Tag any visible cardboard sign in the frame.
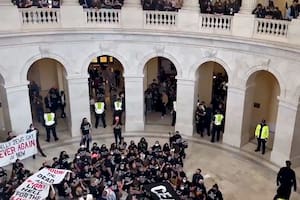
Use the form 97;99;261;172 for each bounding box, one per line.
144;182;180;200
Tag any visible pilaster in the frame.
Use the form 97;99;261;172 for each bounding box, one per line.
178;0;200;32
66;75;90;137
124;75;145;132
0;0;21;31
60;0;85;28
5;83;32;134
175;78;195;136
223;85;246;147
270;97;298;166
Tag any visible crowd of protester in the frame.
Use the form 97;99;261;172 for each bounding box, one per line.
200;0;240;15
0;132;224;200
13;0;60;8
142;0;183;11
144;74;176;119
79;0;124;9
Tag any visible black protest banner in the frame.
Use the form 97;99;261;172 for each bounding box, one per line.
144;182;180;200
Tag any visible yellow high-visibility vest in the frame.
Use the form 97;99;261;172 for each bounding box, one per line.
255;124;269;139
44;113;55;126
114;101;122;111
95;102;105;114
214;114;224;126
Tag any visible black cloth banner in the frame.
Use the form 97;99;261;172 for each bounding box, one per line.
144;182;180;200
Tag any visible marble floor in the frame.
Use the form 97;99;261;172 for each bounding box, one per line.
3;126;300;200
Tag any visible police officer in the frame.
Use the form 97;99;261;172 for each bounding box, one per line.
113;97;123;124
171;100;176;126
254;119;269;154
43;110;59;142
274;160;297;200
94;98;106;128
211;110;224;143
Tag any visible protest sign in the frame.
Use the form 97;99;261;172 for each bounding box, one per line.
11;168;70;200
0;131;37;167
144;182;180;200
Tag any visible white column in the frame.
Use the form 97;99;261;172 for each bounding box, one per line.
288;19;300;46
60;0;85;28
178;0;200;32
0;0;21;31
175;79;195;136
232;0;256;38
5;84;32;134
124;75;144;132
66;76;90;137
223;85;246;148
270;98;298;166
239;0;257;14
121;0;143;29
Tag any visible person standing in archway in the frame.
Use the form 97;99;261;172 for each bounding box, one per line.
274;160;297;200
112;116;122;145
113;97;123;124
171;100;176;126
58;90;66;118
43;110;59;142
94;97;106;128
211;110;224;143
254;119;269;155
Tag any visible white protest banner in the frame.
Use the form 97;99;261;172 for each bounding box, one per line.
0;131;37;167
11;168;70;200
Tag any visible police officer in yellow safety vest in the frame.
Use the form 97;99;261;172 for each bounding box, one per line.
114;98;123;124
94;99;106;129
43;111;58;142
211;110;224;143
171;101;176;126
254;119;269;155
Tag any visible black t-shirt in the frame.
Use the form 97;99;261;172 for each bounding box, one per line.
81;122;91;135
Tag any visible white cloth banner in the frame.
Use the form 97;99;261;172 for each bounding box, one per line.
0;131;37;167
11;168;70;200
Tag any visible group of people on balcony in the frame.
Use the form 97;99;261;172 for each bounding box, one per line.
79;0;124;9
142;0;183;11
13;0;60;8
199;0;240;15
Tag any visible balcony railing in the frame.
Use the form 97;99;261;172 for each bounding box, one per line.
200;14;233;34
254;18;290;37
84;9;121;26
144;11;177;29
19;8;60;26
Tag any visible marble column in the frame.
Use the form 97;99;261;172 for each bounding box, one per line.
270;97;298;166
232;0;256;37
0;0;21;31
175;79;195;136
66;76;90;137
60;0;85;28
5;83;32;134
239;0;257;14
124;75;144;132
178;0;200;32
121;0;143;28
223;85;246;148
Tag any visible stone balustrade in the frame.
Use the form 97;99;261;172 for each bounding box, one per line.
1;5;300;46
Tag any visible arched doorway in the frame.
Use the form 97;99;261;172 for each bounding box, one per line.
0;75;10;140
241;70;280;154
194;61;228;140
87;55;125;130
27;58;69;135
143;57;177;127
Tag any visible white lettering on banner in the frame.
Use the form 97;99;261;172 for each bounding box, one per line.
11;168;70;200
0;131;37;167
151;185;175;200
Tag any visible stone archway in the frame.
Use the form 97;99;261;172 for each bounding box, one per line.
87;55;125;130
27;58;70;137
241;70;280;155
194;61;228;141
143;56;177;128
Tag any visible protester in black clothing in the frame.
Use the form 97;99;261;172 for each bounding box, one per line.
80;117;92;151
274;160;297;200
26;124;46;159
112;116;122;145
207;184;223;200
